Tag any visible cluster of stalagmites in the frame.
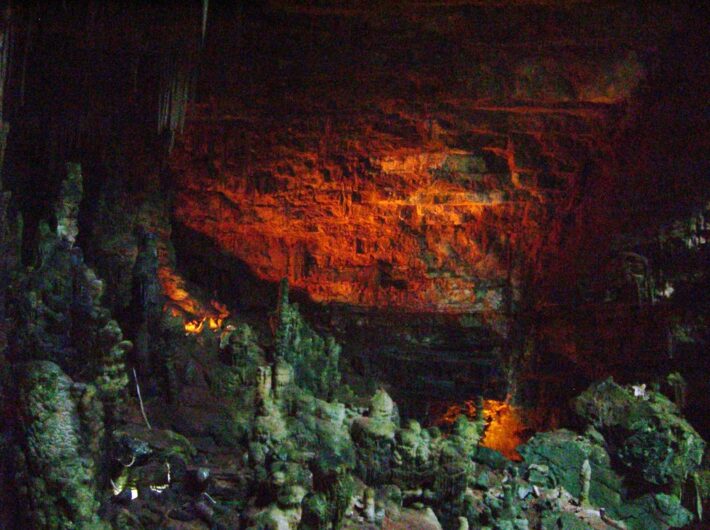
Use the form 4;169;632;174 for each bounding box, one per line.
0;165;707;530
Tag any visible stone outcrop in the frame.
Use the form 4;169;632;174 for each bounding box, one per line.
171;99;623;314
11;361;108;530
169;3;657;317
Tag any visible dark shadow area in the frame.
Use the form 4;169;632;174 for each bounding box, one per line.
171;220;510;420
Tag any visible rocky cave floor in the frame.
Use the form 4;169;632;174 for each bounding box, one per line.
0;166;706;530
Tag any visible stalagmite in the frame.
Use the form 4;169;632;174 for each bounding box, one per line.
365;487;376;523
579;458;591;507
55;163;83;246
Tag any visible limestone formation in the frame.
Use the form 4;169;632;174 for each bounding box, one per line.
351;389;398;484
574;377;705;488
55;163;83;246
579;458;591;507
0;5;705;530
95;319;132;425
12;361;107;530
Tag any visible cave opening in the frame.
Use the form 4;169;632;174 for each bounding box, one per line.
0;2;707;529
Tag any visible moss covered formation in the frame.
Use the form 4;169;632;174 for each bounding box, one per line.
0;166;706;530
12;361;108;530
273;278;341;400
575;377;705;491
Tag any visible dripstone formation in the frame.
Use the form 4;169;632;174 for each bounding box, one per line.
0;166;705;529
0;2;707;530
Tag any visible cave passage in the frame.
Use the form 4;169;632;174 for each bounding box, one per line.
0;2;707;529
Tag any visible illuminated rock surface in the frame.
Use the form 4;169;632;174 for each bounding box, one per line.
171;61;639;313
0;2;707;529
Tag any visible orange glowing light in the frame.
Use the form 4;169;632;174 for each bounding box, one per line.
481;399;526;461
158;266;231;334
435;397;528;461
184;319;205;334
437;399;477;426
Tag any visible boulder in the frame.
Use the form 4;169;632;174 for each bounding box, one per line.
574;377;705;488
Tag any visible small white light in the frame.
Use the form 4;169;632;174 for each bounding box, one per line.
632;384;647;399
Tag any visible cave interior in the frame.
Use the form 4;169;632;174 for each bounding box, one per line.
0;1;708;529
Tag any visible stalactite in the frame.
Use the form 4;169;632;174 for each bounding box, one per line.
201;0;209;48
173;68;181;135
0;13;12;121
131;53;138;94
168;71;178;152
159;58;170;135
157;90;165;134
0;32;5;119
188;62;198;106
19;17;32;108
178;68;188;134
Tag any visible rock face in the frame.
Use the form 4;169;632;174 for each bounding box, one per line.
172;90;630;314
170;4;649;315
163;2;708;424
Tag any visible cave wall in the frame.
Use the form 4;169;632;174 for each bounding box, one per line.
172;2;654;312
167;1;709;414
1;1;706;423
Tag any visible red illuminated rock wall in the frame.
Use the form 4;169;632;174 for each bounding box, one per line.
165;3;706;416
170;1;646;313
173;106;621;312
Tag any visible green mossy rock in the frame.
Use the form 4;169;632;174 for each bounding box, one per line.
273;280;341;399
695;469;710;499
351;390;399;484
15;361;108;530
475;446;510;471
574;377;705;487
249;503;302;530
301;492;330;529
223;322;266;389
525;463;555;488
615;493;692;530
518;429;623;510
113;424;196;465
271;461;311;507
540;511;594;530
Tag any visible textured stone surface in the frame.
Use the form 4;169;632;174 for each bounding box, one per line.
162;2;709;415
171;103;619;313
170;5;646;315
